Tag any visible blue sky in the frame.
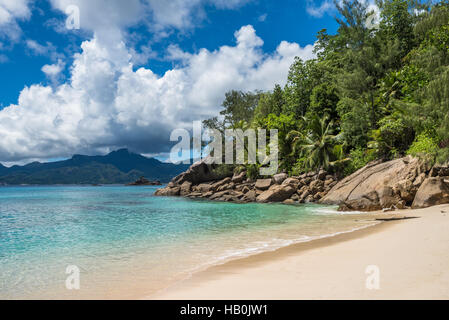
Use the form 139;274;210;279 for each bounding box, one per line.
0;0;343;164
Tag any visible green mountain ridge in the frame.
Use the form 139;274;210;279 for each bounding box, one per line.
0;149;190;185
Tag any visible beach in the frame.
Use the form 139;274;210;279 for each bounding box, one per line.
152;204;449;300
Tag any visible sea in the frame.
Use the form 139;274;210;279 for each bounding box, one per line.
0;185;378;299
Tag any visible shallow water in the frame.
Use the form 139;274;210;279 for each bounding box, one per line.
0;185;377;299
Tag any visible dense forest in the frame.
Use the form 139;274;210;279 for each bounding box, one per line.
203;0;449;179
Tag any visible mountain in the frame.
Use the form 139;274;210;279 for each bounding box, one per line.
0;149;190;185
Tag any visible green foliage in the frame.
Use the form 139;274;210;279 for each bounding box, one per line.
290;157;307;176
203;90;261;132
289;114;339;171
283;58;321;118
428;23;449;53
344;147;376;176
369;113;415;159
253;84;286;122
246;164;261;180
261;113;299;170
212;164;235;178
407;131;439;159
337;98;372;149
309;82;340;119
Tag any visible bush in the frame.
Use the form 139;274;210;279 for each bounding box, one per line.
407;131;439;158
246;164;260;180
370;114;415;159
344;147;376;176
290;157;307;176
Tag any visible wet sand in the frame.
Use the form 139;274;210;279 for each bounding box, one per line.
151;204;449;300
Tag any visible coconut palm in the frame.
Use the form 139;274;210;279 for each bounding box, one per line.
288;114;339;171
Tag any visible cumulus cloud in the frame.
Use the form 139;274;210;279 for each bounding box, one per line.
0;24;315;162
42;58;66;85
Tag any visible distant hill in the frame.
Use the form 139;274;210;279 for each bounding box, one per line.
0;149;190;185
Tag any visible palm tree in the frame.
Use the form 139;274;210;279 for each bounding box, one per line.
288;114;339;171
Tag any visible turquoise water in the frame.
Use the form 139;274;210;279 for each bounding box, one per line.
0;186;376;299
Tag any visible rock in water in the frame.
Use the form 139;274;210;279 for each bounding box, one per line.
180;181;192;196
154;187;180;196
127;176;161;186
412;177;449;209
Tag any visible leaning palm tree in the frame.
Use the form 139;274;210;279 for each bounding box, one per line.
288;114;338;171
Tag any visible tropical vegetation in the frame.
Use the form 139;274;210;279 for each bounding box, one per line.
204;0;449;178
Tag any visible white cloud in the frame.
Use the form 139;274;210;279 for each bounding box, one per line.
258;13;268;22
0;0;30;24
0;25;316;162
0;0;31;42
306;0;335;18
49;0;250;38
42;58;66;85
306;0;381;29
146;0;250;31
25;39;63;59
42;59;64;76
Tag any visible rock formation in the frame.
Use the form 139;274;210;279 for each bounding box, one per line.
155;155;449;211
155;161;338;205
321;156;449;211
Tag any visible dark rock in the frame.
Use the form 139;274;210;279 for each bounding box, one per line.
172;158;233;186
317;169;327;180
127;176;162;186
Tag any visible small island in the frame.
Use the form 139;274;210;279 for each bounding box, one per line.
127;176;162;186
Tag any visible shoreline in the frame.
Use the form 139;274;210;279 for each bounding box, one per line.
150;204;449;300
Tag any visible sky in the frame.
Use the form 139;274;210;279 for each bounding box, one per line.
0;0;348;165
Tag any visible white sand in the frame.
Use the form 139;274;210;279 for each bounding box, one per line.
151;204;449;300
